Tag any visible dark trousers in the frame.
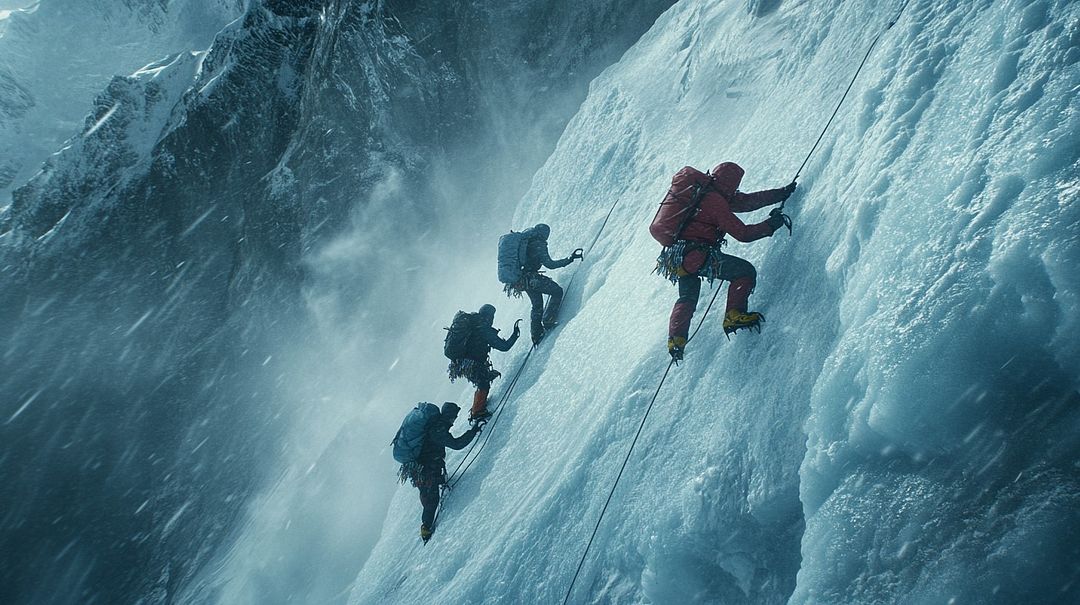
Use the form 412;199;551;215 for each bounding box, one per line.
524;273;564;340
416;464;445;529
668;253;756;340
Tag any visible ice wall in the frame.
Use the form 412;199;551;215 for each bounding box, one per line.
352;0;1079;603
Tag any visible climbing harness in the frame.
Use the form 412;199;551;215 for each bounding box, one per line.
564;2;913;600
654;239;728;284
446;358;496;384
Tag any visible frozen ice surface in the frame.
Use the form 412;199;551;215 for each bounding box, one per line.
352;1;1079;603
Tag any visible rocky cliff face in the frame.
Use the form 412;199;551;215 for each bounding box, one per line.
0;0;243;198
0;1;676;602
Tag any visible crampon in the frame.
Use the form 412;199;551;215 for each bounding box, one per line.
722;309;764;337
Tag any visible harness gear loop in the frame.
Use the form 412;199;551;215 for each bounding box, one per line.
654;239;727;284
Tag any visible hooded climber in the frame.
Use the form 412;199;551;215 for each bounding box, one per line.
652;162;795;360
508;223;583;345
445;304;520;422
412;402;479;542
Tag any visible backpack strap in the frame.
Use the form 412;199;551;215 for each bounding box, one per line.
672;175;713;242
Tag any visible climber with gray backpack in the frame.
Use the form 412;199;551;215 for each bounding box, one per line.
498;224;583;345
444;304;521;422
392;401;480;542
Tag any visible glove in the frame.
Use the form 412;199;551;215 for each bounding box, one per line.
766;208;792;234
570;248;584;261
777;180;797;201
512;319;522;338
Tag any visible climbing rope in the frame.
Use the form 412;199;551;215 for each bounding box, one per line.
561;288;720;604
438;196;623;521
447;346;534;488
784;0;913;209
449;196;621;488
431;348;533;530
564;196;621;294
564;2;913;599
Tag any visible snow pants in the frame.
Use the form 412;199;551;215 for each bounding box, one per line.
416;464;446;530
668;253;756;341
524;273;564;341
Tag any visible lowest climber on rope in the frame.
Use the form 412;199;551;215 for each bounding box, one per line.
650;162;795;360
444;304;520;422
392;402;480;543
497;224;583;345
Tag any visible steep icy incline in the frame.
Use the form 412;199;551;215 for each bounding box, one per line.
0;0;242;200
353;0;1079;603
0;1;678;603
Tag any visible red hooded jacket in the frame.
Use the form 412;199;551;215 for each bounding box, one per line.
680;162;786;245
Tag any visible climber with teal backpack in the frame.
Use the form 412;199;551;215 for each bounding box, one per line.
498;224;583;345
392;401;480;542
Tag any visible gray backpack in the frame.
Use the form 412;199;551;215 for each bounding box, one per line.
392;403;440;464
497;230;531;285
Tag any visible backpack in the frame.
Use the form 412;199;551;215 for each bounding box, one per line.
392;402;441;464
443;311;480;360
497;230;531;285
649;166;713;247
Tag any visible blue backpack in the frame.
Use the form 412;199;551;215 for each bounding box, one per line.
392;403;441;464
497;230;532;285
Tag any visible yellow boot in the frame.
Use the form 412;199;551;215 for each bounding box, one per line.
667;336;687;361
722;309;764;335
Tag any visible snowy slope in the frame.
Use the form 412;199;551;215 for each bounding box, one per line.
352;1;1080;603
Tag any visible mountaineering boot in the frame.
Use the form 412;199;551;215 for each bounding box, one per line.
469;389;491;422
531;326;546;346
420;524;433;543
722;309;764;335
470;416;489;429
667;336;686;361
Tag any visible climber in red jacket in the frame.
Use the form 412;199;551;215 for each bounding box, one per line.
657;162;795;360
